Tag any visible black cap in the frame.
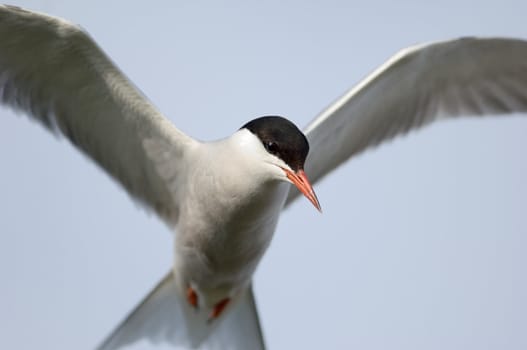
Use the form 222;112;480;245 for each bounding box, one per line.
241;116;309;172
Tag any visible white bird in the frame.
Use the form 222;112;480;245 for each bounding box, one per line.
1;4;527;350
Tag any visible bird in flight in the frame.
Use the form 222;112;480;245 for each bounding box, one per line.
1;4;527;350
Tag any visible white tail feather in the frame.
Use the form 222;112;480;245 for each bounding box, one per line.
97;272;265;350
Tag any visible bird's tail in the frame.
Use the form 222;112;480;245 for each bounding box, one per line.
96;271;266;350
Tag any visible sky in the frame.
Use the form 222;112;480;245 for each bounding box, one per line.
1;1;527;349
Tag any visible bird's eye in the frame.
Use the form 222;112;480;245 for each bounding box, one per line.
264;141;279;154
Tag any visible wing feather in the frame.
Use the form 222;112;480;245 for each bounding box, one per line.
0;5;196;223
286;37;527;206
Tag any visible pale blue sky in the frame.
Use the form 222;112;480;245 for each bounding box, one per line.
1;1;527;349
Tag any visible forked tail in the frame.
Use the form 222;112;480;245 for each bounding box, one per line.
97;271;265;350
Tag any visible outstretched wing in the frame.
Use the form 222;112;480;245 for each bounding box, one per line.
0;5;196;223
286;37;527;206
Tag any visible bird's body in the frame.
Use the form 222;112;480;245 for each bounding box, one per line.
170;130;289;307
2;4;527;350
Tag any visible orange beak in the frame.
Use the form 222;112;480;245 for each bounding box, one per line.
284;168;322;212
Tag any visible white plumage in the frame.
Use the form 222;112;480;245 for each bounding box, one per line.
1;4;527;350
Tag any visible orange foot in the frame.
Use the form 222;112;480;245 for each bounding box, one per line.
208;298;230;322
186;286;198;309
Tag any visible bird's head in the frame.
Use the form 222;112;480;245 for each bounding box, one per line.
241;116;321;211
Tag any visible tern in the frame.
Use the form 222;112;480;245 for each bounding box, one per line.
2;4;527;350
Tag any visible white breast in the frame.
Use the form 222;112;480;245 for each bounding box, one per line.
173;130;290;306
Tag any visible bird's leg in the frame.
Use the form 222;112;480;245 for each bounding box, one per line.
208;297;230;322
186;286;198;309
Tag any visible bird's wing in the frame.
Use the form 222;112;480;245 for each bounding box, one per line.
97;272;265;350
0;5;196;223
285;37;527;206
